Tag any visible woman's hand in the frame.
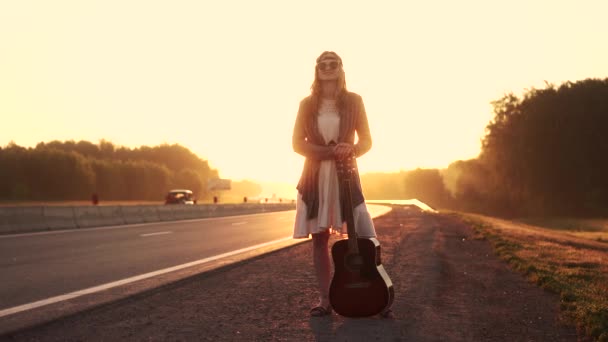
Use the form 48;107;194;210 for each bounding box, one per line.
332;142;354;160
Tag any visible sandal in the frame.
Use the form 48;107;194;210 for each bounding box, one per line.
310;305;332;317
379;308;394;318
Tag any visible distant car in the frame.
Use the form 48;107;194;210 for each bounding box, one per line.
165;189;195;205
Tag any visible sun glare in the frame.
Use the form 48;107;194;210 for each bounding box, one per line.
1;1;607;187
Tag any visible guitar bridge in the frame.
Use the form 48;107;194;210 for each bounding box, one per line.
345;282;371;289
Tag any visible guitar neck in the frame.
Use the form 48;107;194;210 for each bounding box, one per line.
340;171;359;255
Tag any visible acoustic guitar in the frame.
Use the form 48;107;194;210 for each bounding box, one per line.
329;155;394;317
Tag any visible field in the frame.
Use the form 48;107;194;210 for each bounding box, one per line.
457;213;608;341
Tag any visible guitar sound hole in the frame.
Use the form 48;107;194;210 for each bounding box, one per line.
345;254;364;273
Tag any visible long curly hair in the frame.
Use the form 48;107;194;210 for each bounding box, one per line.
310;51;348;114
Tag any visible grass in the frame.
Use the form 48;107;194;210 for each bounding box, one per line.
518;217;608;243
456;213;608;341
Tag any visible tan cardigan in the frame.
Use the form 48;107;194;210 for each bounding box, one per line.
292;91;372;219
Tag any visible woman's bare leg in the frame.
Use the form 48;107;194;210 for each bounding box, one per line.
311;229;331;308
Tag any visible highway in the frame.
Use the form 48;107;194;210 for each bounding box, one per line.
0;205;390;316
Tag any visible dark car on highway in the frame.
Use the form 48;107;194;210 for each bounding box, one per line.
165;189;195;205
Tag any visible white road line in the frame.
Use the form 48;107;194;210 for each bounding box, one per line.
0;236;295;318
140;231;172;237
231;221;247;226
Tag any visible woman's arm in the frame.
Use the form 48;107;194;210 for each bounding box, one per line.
353;96;372;157
292;99;335;160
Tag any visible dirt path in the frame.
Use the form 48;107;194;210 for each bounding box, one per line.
1;206;579;341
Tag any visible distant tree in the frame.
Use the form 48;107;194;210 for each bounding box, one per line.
477;78;608;216
173;169;203;195
442;159;504;214
90;160;126;200
98;139;116;159
25;148;95;200
0;143;28;199
402;168;451;209
0;140;219;202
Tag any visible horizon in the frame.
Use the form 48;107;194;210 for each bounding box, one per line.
2;1;607;185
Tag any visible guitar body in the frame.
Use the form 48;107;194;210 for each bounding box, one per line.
328;155;394;317
329;237;394;317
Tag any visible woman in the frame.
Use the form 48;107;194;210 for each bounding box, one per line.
292;51;377;317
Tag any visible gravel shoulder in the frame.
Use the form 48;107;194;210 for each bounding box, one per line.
1;206;579;341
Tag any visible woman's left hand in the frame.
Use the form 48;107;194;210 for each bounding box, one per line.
333;142;354;160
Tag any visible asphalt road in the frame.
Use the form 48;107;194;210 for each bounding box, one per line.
0;205;390;315
0;210;296;311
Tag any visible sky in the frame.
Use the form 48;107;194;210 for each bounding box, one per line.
2;0;607;186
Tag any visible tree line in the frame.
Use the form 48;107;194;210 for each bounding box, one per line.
0;140;220;202
4;77;606;215
362;78;608;217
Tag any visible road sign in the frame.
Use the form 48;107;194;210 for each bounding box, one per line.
207;178;232;191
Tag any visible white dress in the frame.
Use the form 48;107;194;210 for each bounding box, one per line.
293;98;377;239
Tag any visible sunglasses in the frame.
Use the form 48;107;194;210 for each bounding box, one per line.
317;61;340;71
